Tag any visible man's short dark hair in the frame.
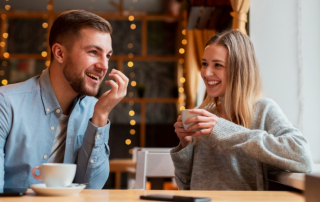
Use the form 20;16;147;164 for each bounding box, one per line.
49;10;112;60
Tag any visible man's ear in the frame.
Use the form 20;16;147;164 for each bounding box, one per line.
51;43;66;64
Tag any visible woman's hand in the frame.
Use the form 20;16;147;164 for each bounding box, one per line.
174;116;195;148
184;109;220;136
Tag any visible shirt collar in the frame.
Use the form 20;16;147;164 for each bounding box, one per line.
39;68;61;115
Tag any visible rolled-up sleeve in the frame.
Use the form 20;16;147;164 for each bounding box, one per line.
74;119;110;189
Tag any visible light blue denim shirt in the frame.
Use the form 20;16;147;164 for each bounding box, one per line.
0;69;110;189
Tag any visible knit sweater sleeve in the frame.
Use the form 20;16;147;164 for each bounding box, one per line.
170;141;194;190
209;98;313;173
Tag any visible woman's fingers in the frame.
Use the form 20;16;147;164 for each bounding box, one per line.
186;122;213;132
174;121;184;128
194;128;213;136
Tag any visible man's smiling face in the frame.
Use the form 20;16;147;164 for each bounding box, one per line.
62;28;113;96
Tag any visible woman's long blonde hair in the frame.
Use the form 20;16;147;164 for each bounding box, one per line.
199;29;262;128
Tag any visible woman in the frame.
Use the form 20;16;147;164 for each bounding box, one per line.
171;29;313;190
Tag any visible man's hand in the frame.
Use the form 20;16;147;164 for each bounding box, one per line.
92;69;129;127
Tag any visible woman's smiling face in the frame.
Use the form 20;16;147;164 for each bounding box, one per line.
201;44;228;99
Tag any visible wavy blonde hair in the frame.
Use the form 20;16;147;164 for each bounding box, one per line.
199;29;262;128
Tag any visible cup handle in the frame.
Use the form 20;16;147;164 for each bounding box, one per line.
32;166;42;181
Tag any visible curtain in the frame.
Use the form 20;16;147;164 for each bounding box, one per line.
185;29;215;109
230;0;251;34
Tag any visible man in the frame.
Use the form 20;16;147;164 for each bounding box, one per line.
0;10;128;189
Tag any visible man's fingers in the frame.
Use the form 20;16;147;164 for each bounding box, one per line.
106;80;119;95
110;69;129;84
109;73;127;96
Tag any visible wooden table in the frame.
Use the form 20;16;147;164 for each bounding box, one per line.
0;189;305;202
109;159;136;189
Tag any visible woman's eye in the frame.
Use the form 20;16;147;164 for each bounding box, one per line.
215;63;223;67
202;62;207;66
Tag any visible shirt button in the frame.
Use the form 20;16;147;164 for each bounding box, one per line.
90;159;94;164
46;108;50;112
56;109;61;113
96;134;100;139
43;155;47;160
50;126;55;131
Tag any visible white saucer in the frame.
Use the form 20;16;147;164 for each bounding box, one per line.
30;183;86;196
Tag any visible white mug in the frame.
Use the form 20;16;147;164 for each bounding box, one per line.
181;109;203;131
32;163;77;188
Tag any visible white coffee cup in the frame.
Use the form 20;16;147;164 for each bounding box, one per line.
181;109;203;131
32;163;77;188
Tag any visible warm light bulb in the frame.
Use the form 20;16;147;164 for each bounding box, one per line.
128;15;134;21
127;43;133;49
128;61;134;67
182;39;187;45
180;106;185;111
1;79;8;85
129;110;135;116
3;33;8;39
130;24;136;30
45;61;50;67
41;51;47;57
130;120;136;125
180;77;186;83
179;87;184;93
179;59;184;64
131;81;136;87
125;139;132;145
0;42;5;47
5;5;10;11
128;53;134;58
182;29;186;35
3;52;9;58
42;23;48;28
130;129;136;135
179;48;185;54
0;70;4;76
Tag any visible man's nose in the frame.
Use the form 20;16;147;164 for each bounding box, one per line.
96;56;108;71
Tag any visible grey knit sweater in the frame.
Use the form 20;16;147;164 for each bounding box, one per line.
170;98;313;190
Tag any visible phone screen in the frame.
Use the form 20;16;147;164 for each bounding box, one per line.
140;194;211;202
0;188;27;196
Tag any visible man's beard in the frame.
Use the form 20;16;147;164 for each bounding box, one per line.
63;56;102;96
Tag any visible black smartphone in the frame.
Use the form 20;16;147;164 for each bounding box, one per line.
140;194;211;202
0;188;27;196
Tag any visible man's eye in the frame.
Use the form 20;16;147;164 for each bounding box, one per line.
202;62;207;66
89;50;97;55
106;54;111;59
